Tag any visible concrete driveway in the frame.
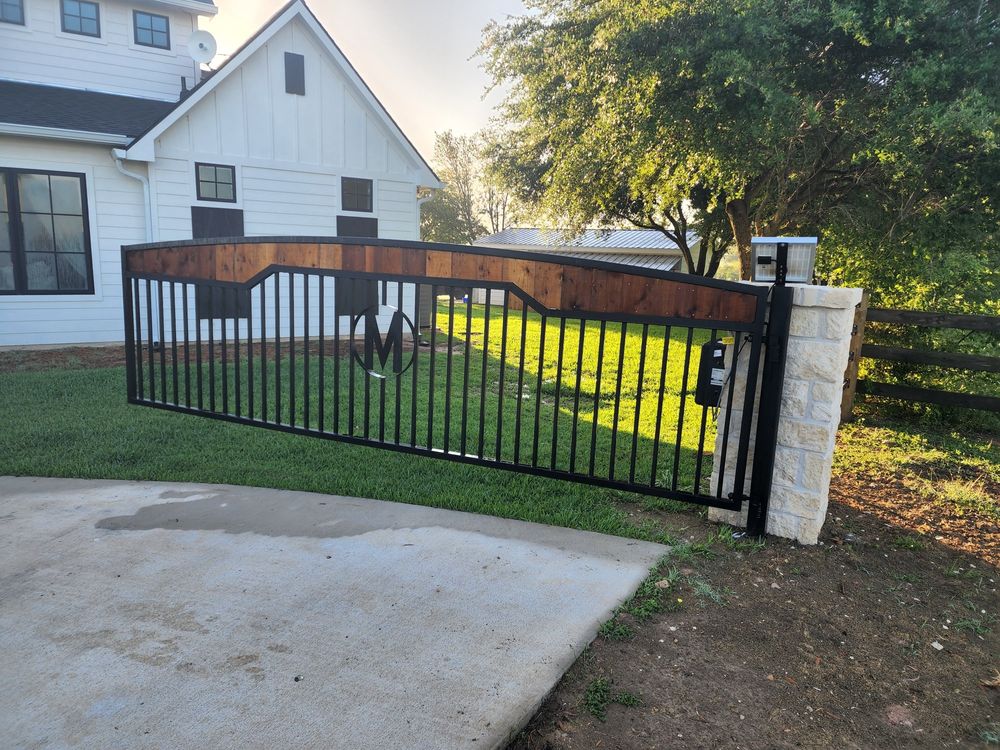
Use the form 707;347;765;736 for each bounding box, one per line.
0;477;665;750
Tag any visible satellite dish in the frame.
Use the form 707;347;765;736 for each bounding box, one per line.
187;30;218;65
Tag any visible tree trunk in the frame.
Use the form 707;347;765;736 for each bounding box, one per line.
725;198;753;280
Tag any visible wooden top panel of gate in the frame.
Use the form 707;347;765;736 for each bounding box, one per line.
124;240;763;324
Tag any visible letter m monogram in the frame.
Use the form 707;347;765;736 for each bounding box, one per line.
362;309;406;374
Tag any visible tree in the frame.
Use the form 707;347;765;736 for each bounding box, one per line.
420;131;486;244
421;130;527;242
481;0;999;279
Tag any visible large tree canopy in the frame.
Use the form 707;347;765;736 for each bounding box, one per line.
481;0;999;279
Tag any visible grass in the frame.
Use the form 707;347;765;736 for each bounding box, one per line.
834;415;998;521
935;478;998;521
0;302;720;544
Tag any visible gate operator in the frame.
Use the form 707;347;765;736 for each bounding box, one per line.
695;339;728;407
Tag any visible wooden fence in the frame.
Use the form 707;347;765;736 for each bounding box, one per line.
841;302;1000;419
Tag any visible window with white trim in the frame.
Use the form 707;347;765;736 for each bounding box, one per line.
342;177;373;212
134;10;169;49
61;0;100;36
0;0;24;25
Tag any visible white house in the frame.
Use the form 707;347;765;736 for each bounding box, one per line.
474;227;698;272
0;0;441;346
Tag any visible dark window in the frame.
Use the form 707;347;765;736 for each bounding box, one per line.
0;170;94;295
61;0;100;37
195;163;236;203
0;0;24;24
334;214;379;316
341;177;373;212
134;10;169;49
285;52;305;95
191;206;244;239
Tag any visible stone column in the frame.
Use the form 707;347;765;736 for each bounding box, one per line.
709;285;864;544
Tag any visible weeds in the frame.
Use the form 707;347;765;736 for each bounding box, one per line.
598;619;634;641
980;722;1000;745
951;601;996;635
690;576;728;605
582;678;643;721
892;534;927;551
716;525;767;553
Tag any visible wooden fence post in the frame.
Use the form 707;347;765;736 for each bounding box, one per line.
840;290;869;422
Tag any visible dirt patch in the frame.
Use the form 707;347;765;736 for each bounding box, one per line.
0;340;447;375
832;469;1000;568
0;345;127;373
511;486;1000;748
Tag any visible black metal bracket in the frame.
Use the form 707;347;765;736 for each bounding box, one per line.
745;284;794;537
756;241;790;286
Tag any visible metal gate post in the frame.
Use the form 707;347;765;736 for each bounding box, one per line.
745;279;794;537
122;253;137;403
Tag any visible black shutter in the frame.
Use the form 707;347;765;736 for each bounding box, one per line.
285;52;305;95
195;285;252;320
335;214;379;316
191;207;249;318
191;206;244;239
336;215;378;237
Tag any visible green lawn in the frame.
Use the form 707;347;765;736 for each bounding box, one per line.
0;303;723;545
129;301;720;490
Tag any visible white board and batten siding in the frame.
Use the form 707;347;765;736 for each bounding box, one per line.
0;0;200;101
1;10;426;347
0;137;147;346
150;16;422;242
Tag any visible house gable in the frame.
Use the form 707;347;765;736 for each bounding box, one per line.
123;1;439;188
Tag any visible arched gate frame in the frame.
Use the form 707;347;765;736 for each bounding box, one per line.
122;238;791;536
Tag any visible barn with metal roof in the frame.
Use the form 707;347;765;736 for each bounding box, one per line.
474;227;697;272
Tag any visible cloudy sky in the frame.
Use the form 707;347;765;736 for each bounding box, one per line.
203;0;527;160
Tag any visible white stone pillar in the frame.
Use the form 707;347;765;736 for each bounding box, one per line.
709;285;863;544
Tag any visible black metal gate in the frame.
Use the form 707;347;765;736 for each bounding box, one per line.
122;238;790;535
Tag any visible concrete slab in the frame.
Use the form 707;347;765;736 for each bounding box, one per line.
0;477;666;750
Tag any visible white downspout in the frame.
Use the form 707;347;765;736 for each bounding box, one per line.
416;191;434;241
112;149;153;243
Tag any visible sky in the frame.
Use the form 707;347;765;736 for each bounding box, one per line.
202;0;528;161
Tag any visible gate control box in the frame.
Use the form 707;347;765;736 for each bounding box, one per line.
694;339;728;407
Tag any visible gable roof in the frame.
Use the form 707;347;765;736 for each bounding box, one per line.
0;80;175;144
476;228;697;253
121;0;441;188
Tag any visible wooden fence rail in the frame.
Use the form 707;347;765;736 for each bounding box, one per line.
842;305;1000;418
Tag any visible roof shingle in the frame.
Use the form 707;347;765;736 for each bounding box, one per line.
0;80;176;139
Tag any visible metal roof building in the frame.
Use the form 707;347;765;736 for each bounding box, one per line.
474;227;697;272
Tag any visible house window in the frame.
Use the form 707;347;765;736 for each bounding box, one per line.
0;0;24;25
342;177;372;212
195;163;236;203
0;170;94;295
134;10;169;49
61;0;100;37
